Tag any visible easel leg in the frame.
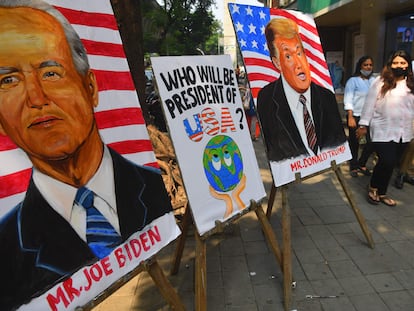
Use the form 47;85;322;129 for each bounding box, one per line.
266;184;277;219
195;232;207;311
171;206;191;275
146;259;186;311
334;164;375;248
281;187;292;311
255;205;283;269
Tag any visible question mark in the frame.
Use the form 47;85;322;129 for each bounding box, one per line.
236;107;244;130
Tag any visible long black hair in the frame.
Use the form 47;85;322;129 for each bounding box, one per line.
352;55;373;77
381;50;414;96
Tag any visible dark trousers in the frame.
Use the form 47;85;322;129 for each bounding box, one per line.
398;139;414;175
347;115;374;170
370;141;408;195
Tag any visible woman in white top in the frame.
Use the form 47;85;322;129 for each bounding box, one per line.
343;56;375;177
357;50;414;206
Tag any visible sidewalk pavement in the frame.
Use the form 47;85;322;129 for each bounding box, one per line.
94;137;414;311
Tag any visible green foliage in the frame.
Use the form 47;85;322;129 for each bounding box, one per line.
142;0;221;56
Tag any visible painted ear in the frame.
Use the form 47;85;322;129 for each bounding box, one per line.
0;121;6;136
87;70;99;107
271;56;281;71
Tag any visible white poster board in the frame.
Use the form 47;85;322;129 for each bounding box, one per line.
151;55;266;235
0;1;180;310
228;4;352;186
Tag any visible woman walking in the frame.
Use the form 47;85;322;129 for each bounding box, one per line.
343;56;375;177
357;50;414;206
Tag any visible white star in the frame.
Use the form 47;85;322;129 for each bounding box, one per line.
251;40;258;49
259;10;266;20
263;43;269;51
231;4;240;14
245;6;253;16
248;23;256;34
261;25;265;35
240;39;247;48
236;21;244;32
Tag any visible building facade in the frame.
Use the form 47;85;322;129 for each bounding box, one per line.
287;0;414;79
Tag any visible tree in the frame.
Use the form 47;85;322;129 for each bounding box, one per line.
111;0;147;119
204;19;223;55
143;0;217;55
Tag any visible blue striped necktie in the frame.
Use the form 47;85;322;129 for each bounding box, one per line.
75;187;122;259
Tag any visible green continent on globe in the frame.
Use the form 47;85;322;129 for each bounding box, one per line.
203;135;243;192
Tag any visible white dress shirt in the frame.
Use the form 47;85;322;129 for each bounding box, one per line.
282;76;318;155
33;146;120;242
359;76;414;143
343;75;375;116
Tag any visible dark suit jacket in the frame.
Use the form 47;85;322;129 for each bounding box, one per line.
257;79;346;162
0;148;173;310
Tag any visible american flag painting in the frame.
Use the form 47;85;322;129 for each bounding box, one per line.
0;0;156;215
228;3;333;100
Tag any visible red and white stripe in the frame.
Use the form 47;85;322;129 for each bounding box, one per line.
0;1;156;214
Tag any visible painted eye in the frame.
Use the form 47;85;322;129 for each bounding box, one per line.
43;71;62;81
212;154;221;171
223;151;232;166
0;75;19;89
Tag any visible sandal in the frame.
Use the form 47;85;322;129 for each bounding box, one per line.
350;169;358;177
367;186;379;205
358;166;372;176
379;195;397;207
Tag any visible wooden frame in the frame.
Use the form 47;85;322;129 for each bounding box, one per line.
265;160;374;310
171;201;283;311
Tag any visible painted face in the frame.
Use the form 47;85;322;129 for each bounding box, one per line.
272;35;311;93
0;7;98;161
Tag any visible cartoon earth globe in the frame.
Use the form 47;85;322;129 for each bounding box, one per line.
203;135;243;192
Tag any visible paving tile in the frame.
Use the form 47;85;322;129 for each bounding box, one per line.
393;269;414;289
301;262;334;280
366;273;404;292
337;276;375;296
310;278;345;297
348;293;389;311
318;246;350;262
327;223;354;235
246;254;282;285
293;246;324;264
207;286;225;311
219;236;245;258
380;290;414;311
252;283;283;308
344;243;412;274
314;205;356;224
319;296;356;311
334;232;366;247
294;299;323;311
328;260;362;279
291;279;313;301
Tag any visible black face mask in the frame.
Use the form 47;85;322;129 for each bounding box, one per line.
391;67;407;77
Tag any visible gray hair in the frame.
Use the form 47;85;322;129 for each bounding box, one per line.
0;0;90;75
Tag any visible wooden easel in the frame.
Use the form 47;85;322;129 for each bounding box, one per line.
171;201;284;311
265;160;375;310
77;257;186;311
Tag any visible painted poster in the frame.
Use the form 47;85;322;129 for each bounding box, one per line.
229;4;351;186
151;55;266;235
0;1;180;310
